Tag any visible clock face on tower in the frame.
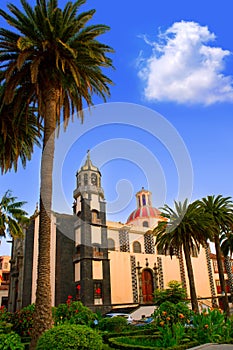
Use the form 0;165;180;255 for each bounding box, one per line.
91;173;97;185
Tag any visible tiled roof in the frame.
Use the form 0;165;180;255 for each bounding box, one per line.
127;206;160;223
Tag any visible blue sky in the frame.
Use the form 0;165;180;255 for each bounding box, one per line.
1;0;233;255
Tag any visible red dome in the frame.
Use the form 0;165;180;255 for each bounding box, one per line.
127;206;160;223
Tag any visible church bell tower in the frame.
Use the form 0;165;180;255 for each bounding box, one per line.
73;151;111;312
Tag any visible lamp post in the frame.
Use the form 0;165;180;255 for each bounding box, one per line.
153;262;159;290
136;261;143;304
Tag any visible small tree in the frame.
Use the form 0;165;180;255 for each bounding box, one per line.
0;190;28;241
154;280;187;306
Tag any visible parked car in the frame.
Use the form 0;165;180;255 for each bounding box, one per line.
133;316;154;326
105;313;134;324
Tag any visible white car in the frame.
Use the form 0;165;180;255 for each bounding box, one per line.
105;313;134;324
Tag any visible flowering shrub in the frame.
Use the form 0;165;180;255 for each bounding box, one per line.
11;304;35;338
0;304;34;338
156;323;187;348
36;324;103;350
191;308;233;344
0;305;11;323
53;299;98;327
153;300;192;327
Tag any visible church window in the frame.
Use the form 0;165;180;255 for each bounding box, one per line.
84;173;88;185
92;210;100;224
143;221;149;227
94;282;102;299
107;238;115;251
142;194;146;206
133;241;141;253
91;173;97;186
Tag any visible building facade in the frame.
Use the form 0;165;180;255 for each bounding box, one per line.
0;255;10;308
8;153;230;314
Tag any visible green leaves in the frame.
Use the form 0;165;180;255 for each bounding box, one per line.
0;190;29;239
154;280;187;306
0;0;114;126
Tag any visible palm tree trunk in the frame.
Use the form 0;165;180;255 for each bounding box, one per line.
215;235;230;316
177;247;187;292
183;242;199;312
224;256;233;303
30;87;59;349
204;242;218;307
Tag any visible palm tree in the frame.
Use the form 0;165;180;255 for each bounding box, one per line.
199;195;233;316
0;1;114;347
153;199;212;312
0;190;28;240
220;233;233;303
0;86;42;174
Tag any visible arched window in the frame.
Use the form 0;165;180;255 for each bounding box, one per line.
142;194;146;206
143;221;149;227
107;238;115;251
84;173;88;185
133;241;141;253
92;210;100;224
91;173;97;186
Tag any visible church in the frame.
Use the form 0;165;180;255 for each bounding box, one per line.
8;152;223;315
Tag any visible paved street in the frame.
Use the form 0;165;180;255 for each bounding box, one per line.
189;344;233;349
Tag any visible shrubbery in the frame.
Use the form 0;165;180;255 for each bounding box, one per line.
0;332;24;350
36;324;103;350
191;308;233;344
52;298;98;327
154;300;192;327
0;304;34;338
98;316;128;332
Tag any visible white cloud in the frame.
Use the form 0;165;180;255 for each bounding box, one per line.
137;21;233;105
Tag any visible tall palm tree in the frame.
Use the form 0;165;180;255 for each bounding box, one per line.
0;190;28;240
153;199;212;312
220;232;233;303
0;86;42;174
199;195;233;316
0;1;114;347
203;242;218;307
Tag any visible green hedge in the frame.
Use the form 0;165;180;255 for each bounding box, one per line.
36;324;103;350
108;335;199;350
101;328;157;343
